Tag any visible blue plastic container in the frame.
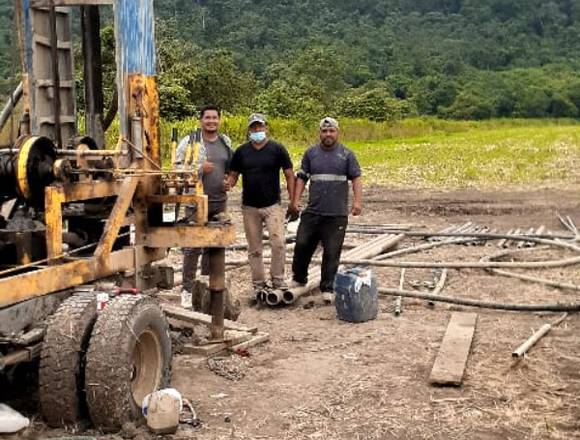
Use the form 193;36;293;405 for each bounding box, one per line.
334;267;378;323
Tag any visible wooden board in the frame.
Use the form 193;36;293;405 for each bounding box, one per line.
182;331;253;356
429;312;477;386
229;332;270;353
162;304;258;334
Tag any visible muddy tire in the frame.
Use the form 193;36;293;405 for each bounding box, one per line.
39;293;98;427
85;295;172;432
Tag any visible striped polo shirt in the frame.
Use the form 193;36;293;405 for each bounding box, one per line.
296;143;361;216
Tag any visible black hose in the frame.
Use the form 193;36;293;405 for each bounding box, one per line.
379;288;580;312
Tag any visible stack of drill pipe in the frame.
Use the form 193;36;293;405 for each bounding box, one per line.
518;226;542;248
463;225;490;246
497;228;515;248
500;228;521;248
427;224;460;242
428;222;473;242
263;234;397;305
278;233;405;305
267;233;403;306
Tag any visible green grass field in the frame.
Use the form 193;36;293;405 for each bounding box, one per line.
157;117;580;188
288;124;580;188
3;114;580;188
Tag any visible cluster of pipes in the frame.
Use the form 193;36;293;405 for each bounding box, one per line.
225;216;580;312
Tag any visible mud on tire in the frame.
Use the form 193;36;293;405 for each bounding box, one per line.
39;293;98;427
85;294;172;432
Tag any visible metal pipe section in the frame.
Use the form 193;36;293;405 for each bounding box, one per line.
208;248;225;340
81;5;105;148
0;82;23;132
48;0;62;148
265;290;283;306
113;0;156;139
281;233;405;305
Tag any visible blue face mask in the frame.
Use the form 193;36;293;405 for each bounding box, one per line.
249;131;267;143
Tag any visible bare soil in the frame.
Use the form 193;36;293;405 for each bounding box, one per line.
7;186;580;439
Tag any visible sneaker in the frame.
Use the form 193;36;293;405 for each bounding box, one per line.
288;279;306;289
321;291;335;305
272;280;289;290
253;282;268;293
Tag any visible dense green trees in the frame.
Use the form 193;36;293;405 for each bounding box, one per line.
1;0;580;121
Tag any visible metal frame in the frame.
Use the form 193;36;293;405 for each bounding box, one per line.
1;0;234;341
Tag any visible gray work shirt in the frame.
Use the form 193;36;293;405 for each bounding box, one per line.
175;133;233;203
297;143;361;216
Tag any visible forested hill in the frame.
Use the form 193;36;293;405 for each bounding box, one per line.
2;0;580;120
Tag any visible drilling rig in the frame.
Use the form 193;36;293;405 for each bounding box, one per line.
0;0;235;431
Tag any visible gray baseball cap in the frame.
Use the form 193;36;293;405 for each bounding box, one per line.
320;116;339;129
248;113;267;127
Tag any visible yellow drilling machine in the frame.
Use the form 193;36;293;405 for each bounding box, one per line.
0;0;234;432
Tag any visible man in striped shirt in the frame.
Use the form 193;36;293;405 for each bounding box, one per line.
290;117;363;298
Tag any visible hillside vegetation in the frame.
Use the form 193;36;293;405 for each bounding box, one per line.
1;1;580;121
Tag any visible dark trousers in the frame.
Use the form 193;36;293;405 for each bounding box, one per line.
292;212;347;292
182;201;226;292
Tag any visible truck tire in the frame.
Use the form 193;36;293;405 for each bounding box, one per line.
39;293;97;427
85;295;172;432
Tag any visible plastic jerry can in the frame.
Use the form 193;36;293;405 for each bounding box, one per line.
334;267;378;323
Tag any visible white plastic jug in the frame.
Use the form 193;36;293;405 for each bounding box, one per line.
0;404;30;433
142;388;183;417
180;290;192;309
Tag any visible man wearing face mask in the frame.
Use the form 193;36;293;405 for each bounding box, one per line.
290;117;362;301
227;113;296;296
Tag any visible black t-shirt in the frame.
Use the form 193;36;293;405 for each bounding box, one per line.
230;140;293;208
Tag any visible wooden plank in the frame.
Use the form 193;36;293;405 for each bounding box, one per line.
182;331;252;356
162;304;258;334
229;332;270;353
429;312;477;386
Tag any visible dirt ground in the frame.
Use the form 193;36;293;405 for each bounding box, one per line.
6;186;580;439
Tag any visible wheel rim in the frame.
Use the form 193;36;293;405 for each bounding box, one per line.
131;328;163;406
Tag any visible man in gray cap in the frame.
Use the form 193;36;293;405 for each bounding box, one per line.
227;113;296;296
290;116;362;300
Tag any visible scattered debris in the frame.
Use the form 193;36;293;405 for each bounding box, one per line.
207;356;246;381
180;398;201;427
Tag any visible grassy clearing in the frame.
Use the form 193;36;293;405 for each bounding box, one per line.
157;117;580;188
286;123;580;188
3;112;579;188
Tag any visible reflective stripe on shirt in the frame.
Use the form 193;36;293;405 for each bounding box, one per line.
310;174;348;182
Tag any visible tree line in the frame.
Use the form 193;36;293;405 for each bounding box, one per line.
1;0;580;121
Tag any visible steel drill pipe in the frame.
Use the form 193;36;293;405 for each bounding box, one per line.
379;289;580;312
209;248;226;340
276;234;400;306
281;234;405;305
481;246;580;293
0;82;23;132
512;313;568;358
228;252;580;271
